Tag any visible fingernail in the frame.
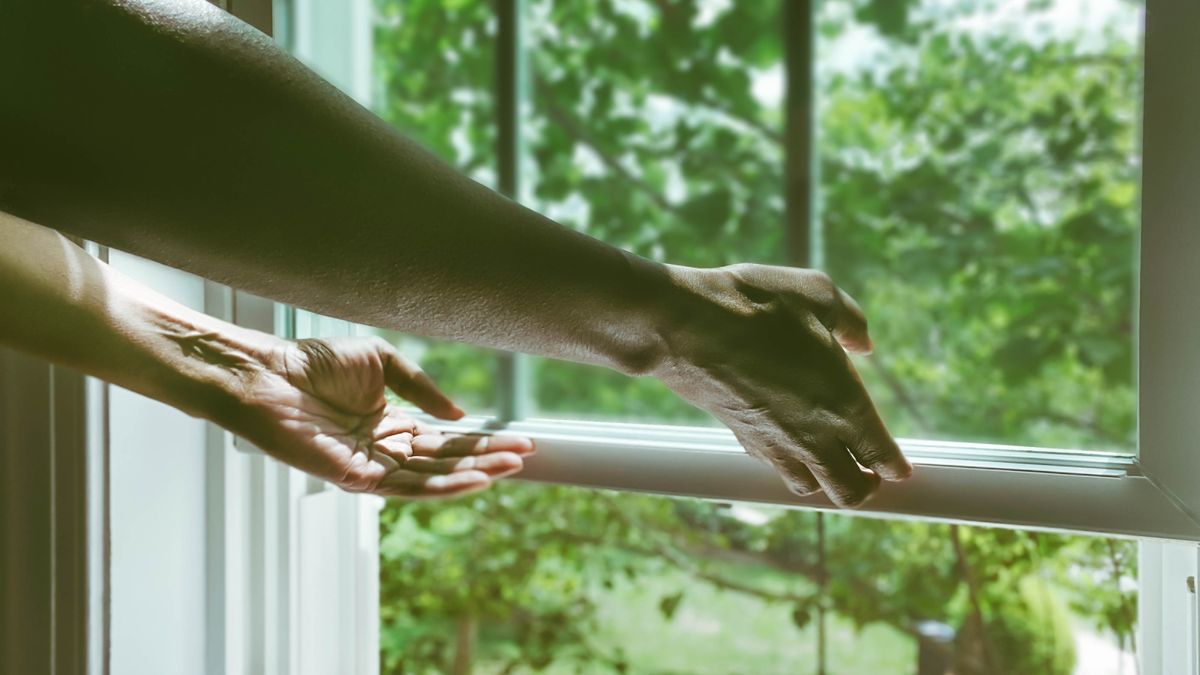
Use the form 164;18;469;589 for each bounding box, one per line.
879;463;913;481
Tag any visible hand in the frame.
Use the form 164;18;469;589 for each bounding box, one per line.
657;263;911;507
226;335;534;498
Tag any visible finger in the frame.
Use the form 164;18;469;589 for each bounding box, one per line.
373;434;414;461
806;445;881;508
377;468;492;499
410;432;535;458
403;451;524;478
727;426;821;497
840;404;912;482
375;406;419;439
377;341;465;420
775;454;823;496
831;287;873;354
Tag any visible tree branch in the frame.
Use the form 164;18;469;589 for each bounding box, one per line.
537;87;679;216
866;354;934;435
1105;538;1140;669
576;497;928;639
1038;410;1130;449
691;94;783;145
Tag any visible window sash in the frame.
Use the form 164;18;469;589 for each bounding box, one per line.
223;2;1200;673
275;0;1200;538
458;0;1200;539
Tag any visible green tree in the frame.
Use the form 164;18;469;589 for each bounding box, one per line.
367;0;1142;672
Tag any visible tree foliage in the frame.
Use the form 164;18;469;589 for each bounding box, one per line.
367;0;1142;672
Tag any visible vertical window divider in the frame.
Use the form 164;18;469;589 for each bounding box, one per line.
784;0;817;270
495;0;532;422
784;3;825;668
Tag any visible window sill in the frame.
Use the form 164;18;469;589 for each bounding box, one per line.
425;414;1197;541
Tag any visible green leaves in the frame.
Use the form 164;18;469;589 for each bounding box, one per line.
791;602;813;630
658;591;684;620
370;0;1145;671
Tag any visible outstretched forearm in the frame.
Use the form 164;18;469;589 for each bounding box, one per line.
0;0;912;506
0;0;685;374
0;211;274;423
0;212;532;497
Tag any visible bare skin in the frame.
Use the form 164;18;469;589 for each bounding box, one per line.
0;0;911;506
0;214;532;498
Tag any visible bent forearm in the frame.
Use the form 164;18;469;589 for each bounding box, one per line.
0;212;278;424
0;0;690;374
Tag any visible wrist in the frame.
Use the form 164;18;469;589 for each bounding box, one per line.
608;255;739;379
603;253;690;377
642;263;757;382
126;293;287;429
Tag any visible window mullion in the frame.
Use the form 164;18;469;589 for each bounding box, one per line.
495;0;532;422
784;0;817;269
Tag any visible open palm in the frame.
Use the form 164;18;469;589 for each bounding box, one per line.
234;336;532;498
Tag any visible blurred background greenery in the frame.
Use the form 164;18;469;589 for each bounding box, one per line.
356;0;1144;672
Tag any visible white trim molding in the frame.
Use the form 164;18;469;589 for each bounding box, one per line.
1140;541;1200;674
1136;0;1200;528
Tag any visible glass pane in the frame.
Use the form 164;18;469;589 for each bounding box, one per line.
522;0;1142;451
379;484;1139;674
527;0;783;424
819;0;1142;452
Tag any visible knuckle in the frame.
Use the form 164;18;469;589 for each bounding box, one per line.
855;446;889;467
784;476;821;496
295;337;336;365
808;269;834;289
830;484;870;508
370;335;394;353
798;446;837;470
724;261;761;278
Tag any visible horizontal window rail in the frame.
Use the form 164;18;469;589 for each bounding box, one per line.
427;414;1135;478
410;412;1197;541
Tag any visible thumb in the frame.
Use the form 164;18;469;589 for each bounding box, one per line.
375;340;465;420
829;286;873;354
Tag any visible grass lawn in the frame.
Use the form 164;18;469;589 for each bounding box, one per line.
478;562;915;674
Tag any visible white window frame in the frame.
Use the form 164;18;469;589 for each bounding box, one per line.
280;0;1200;542
278;0;1200;669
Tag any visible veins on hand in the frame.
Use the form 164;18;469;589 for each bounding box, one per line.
163;329;256;371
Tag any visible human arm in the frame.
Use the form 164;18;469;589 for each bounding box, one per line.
0;212;533;497
0;0;909;505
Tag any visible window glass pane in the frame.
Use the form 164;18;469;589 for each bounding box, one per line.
380;484;1138;674
819;0;1142;452
527;0;783;424
526;0;1142;451
374;0;498;188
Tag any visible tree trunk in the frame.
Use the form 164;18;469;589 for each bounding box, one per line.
452;614;478;675
816;512;827;675
950;525;999;675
